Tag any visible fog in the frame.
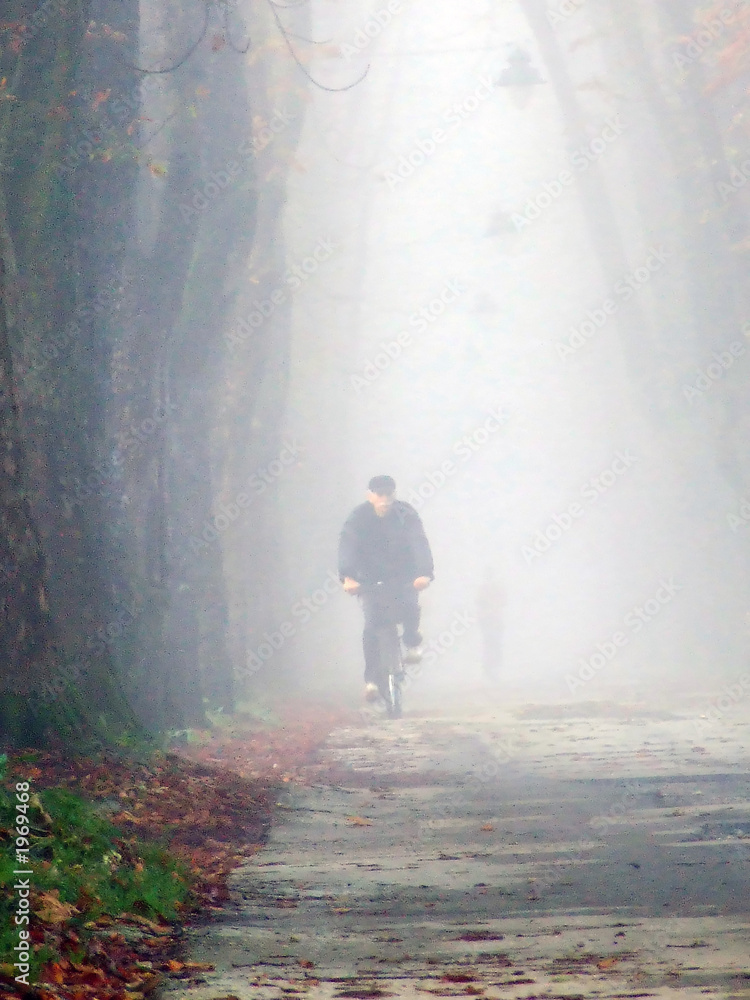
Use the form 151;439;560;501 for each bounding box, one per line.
5;0;749;742
274;0;750;707
7;7;750;989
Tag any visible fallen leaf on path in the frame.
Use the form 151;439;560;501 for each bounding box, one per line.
597;957;620;969
119;913;168;933
456;931;505;942
417;991;466;997
2;701;350;1000
335;991;394;999
37;890;79;924
91;88;111;110
49;962;66;983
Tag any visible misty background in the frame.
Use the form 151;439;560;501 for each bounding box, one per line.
2;0;750;744
278;0;750;705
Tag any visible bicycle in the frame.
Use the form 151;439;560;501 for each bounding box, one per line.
361;581;406;719
375;621;405;719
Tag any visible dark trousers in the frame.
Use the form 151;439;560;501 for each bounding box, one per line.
360;582;422;683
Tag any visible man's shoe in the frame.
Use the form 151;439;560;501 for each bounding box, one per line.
403;646;423;664
364;682;379;702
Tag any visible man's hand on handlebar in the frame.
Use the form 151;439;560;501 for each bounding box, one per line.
413;576;431;591
342;577;361;595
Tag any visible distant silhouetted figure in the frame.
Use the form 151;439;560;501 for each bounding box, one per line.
495;47;545;109
476;566;504;681
495;47;545;87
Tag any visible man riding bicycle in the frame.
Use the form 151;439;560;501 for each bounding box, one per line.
338;475;434;701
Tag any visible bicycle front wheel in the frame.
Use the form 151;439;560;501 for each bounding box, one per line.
375;625;402;718
388;668;402;719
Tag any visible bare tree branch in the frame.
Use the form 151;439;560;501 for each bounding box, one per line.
120;2;210;74
266;0;369;92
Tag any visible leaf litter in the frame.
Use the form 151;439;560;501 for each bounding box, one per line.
1;700;350;1000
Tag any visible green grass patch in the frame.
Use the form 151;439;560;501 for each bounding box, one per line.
0;755;192;978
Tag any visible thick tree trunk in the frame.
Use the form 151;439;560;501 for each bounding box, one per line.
0;0;147;747
0;259;57;745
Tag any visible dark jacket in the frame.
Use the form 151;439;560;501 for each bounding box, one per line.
338;500;434;585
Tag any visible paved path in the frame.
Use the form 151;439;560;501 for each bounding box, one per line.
164;700;750;1000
